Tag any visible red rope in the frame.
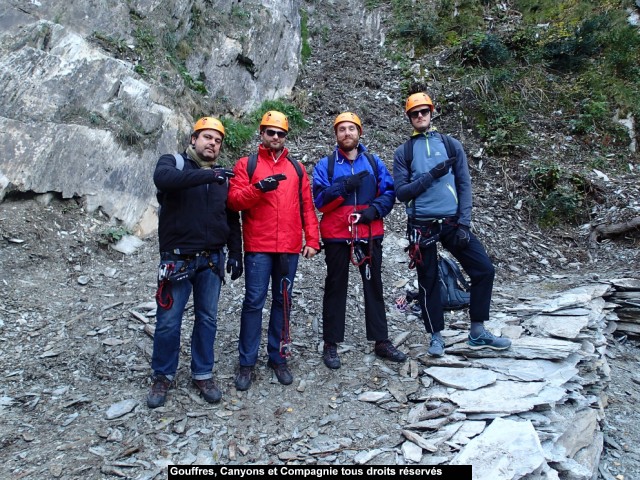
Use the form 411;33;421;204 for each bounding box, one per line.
155;280;173;310
407;242;422;269
279;277;292;359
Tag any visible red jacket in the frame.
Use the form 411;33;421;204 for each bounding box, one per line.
228;145;320;254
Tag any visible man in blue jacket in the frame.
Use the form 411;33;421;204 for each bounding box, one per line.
393;92;511;357
148;117;243;408
313;112;406;369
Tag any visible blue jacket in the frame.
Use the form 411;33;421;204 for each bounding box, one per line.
154;151;242;258
393;131;472;226
313;144;395;242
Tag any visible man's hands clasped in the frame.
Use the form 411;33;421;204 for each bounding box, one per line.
254;174;287;193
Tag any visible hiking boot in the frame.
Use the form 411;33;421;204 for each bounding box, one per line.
147;375;171;409
374;340;407;363
267;360;293;385
322;342;341;370
192;378;222;403
235;366;254;391
468;329;512;350
427;336;446;357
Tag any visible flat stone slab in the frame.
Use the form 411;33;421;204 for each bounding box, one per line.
424;367;497;390
473;355;580;386
451;418;546;479
448;381;567;414
528;314;590;339
448;336;581;360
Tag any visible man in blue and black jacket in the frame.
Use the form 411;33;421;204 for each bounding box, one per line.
393;92;511;357
148;117;242;408
313;112;406;369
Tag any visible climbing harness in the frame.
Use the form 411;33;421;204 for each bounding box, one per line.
405;217;460;268
155;262;176;310
349;212;373;280
154;250;223;310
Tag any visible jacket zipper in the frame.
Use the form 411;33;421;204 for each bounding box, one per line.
446;183;458;204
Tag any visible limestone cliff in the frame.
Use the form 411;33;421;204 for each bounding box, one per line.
0;0;301;235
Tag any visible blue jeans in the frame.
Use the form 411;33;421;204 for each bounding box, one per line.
152;251;223;380
239;253;299;366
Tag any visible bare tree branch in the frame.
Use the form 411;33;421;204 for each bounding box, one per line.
589;216;640;247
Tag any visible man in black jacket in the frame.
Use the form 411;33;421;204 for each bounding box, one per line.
148;117;242;408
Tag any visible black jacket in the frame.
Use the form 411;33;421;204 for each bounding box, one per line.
154;152;242;259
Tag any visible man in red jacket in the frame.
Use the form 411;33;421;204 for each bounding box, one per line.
228;111;320;391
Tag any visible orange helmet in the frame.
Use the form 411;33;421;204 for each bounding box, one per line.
260;111;289;132
333;112;362;135
193;116;225;138
405;92;434;114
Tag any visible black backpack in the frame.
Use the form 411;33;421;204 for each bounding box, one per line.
402;132;456;172
326;150;378;179
156;153;186;209
438;256;470;310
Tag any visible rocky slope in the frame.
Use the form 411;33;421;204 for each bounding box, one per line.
0;0;639;478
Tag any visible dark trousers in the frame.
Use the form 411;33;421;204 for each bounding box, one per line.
322;239;388;343
416;223;495;333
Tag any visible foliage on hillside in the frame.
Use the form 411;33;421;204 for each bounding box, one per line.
385;0;640;228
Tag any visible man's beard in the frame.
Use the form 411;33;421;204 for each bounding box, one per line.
338;138;358;152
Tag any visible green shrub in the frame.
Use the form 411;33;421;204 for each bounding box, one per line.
526;163;593;227
99;226;131;246
475;101;529;156
459;33;512;67
250;100;308;135
604;24;640;78
535;186;585;228
134;27;157;52
221;117;256;153
542;16;607;72
528;163;561;194
395;21;442;49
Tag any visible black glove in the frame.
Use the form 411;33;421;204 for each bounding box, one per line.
429;158;455;180
254;173;287;193
212;168;235;184
416;158;455;193
226;257;243;280
343;170;369;193
453;224;470;249
357;206;378;225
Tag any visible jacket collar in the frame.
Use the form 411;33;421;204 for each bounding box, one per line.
258;143;289;162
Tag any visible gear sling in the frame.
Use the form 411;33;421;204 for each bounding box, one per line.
326;150;379;278
400;133;457;269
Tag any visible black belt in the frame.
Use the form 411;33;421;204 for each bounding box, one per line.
161;249;220;261
410;216;457;227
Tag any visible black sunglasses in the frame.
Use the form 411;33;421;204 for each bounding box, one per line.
264;129;287;138
408;108;431;119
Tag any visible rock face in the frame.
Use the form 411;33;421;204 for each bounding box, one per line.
0;0;301;235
